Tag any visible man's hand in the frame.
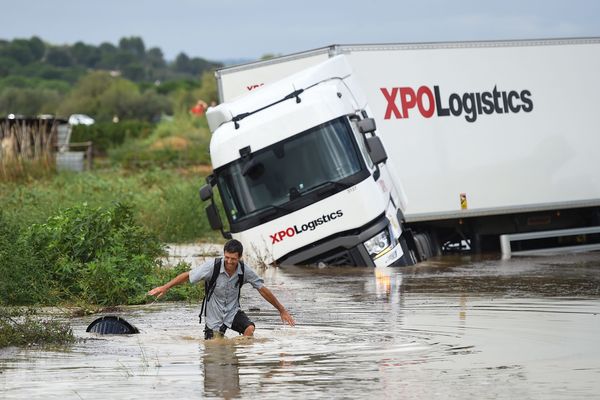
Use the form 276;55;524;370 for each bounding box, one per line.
147;285;168;299
258;286;296;327
147;271;190;300
280;309;296;327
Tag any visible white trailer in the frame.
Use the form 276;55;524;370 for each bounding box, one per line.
201;38;600;266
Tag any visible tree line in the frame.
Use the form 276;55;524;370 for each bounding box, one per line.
0;36;223;121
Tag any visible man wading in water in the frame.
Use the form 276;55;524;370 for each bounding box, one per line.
148;239;295;339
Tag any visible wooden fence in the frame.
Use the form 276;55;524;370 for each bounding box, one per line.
0;117;92;181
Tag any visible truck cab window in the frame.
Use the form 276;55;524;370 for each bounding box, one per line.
216;117;368;226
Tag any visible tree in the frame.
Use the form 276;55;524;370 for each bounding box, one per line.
57;71;114;118
57;71;171;122
174;52;191;73
189;57;211;75
46;47;73;67
196;70;219;105
71;41;101;68
99;42;117;54
146;47;166;69
122;63;146;82
97;42;118;69
24;63;85;83
112;52;135;69
1;40;35;65
28;36;46;61
0;86;63;115
0;57;18;77
119;37;146;58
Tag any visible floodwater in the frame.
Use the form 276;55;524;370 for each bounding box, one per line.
2;251;600;399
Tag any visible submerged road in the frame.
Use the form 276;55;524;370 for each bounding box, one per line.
1;251;600;399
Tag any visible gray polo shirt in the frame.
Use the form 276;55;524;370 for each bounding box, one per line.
189;258;264;330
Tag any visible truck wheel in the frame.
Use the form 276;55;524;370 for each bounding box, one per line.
413;231;442;261
394;234;417;266
413;233;429;261
427;230;442;257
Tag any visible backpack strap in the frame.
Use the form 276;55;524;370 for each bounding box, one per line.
198;257;221;324
236;261;245;307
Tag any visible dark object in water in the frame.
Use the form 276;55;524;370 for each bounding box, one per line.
86;316;139;334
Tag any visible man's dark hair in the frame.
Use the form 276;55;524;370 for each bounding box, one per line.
224;239;243;256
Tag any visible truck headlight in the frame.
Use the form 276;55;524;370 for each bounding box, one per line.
364;229;391;258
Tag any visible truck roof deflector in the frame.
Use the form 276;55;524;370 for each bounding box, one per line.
232;89;304;129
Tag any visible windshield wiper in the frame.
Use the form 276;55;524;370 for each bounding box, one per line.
248;204;290;221
300;180;353;198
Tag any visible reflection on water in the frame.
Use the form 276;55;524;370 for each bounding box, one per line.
1;252;600;399
374;266;402;301
203;340;240;399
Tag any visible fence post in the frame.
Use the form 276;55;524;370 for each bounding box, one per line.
87;142;93;170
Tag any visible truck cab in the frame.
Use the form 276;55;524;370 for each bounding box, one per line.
201;57;414;267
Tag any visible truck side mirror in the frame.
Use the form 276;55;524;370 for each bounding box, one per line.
205;203;232;239
366;136;388;165
201;182;232;239
357;118;376;134
199;184;213;201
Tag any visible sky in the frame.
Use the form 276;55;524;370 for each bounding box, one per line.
2;0;600;63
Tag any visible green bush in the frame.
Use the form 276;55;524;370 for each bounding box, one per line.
25;202;164;306
108;115;211;169
70;120;154;154
1;203;206;309
146;261;204;302
0;200;211;307
0;213;50;305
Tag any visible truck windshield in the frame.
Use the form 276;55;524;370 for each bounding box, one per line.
216;117;367;226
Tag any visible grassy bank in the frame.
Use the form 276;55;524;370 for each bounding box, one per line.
0;167;221;243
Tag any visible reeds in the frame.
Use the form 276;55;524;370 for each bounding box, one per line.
0;119;57;182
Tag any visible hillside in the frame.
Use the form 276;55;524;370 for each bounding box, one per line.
0;36;223;119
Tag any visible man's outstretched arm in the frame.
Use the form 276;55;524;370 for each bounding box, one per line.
148;271;190;298
258;286;295;326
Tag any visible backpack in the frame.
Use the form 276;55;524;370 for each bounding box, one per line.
198;257;245;324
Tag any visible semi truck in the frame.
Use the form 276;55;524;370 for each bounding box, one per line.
199;37;600;267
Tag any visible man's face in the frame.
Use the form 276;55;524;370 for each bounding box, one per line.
224;251;241;271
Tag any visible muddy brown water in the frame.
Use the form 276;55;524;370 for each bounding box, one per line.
1;252;600;399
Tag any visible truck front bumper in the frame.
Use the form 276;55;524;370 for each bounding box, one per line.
278;214;404;267
372;242;404;267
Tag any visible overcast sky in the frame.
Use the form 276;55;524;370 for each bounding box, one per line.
2;0;599;62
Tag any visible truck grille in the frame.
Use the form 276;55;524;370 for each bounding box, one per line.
304;247;362;267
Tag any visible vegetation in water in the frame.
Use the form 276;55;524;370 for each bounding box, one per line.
0;308;75;348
